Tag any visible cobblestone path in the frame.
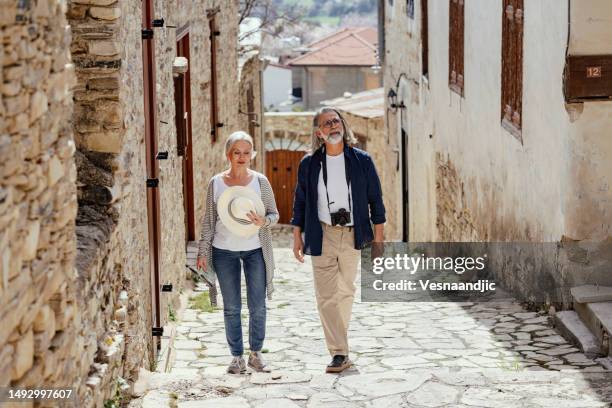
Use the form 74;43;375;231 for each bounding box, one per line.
134;232;612;408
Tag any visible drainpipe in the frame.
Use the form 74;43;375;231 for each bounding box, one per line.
142;0;162;355
259;62;266;172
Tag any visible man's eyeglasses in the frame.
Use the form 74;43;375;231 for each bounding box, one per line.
320;118;341;130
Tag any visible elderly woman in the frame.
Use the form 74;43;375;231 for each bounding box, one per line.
196;131;278;374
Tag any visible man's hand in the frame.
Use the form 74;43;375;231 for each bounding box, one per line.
293;227;304;263
196;256;207;271
371;241;384;261
372;223;385;260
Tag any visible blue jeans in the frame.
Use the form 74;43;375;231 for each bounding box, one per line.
212;247;267;356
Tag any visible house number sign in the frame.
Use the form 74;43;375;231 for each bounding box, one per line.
586;66;602;78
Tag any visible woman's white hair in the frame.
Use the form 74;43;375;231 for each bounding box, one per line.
225;131;257;159
310;107;357;151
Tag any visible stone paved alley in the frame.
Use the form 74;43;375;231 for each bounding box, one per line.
131;230;612;408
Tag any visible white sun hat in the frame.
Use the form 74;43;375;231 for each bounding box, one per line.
217;186;266;237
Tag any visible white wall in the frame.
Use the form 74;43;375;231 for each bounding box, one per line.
383;0;612;302
263;65;292;111
385;0;612;242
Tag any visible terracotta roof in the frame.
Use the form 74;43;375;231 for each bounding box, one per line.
288;27;378;67
321;88;384;119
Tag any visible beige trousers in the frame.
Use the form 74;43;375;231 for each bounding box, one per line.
311;223;360;356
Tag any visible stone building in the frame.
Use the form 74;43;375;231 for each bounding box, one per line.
1;0;253;405
381;0;612;305
238;54;265;173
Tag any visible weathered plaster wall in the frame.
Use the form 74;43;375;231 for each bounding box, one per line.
383;0;432;243
339;112;401;241
383;0;612;305
568;0;612;55
565;104;612;244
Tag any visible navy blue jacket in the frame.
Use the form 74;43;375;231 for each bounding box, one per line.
290;145;386;256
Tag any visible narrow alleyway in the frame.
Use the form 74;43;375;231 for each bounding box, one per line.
132;228;612;408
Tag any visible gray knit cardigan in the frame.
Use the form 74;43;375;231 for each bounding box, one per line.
197;171;279;299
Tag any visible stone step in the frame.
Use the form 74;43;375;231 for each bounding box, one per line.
553;310;601;358
595;356;612;370
571;285;612;303
574;301;612;356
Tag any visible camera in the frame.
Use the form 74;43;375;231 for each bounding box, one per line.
330;208;351;226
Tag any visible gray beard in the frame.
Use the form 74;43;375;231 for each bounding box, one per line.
326;132;343;145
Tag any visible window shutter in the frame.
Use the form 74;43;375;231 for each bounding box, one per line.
422;0;429;76
449;0;465;95
501;0;523;136
407;0;415;19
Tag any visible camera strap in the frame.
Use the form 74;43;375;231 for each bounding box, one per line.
321;146;352;214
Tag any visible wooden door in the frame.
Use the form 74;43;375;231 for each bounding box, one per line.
266;150;305;224
176;32;195;241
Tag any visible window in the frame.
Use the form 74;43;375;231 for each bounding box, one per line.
422;0;428;77
448;0;464;95
407;0;415;18
311;68;327;95
501;0;524;137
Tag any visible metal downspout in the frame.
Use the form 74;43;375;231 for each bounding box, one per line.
142;0;162;357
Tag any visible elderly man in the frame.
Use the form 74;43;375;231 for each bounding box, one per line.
291;107;386;373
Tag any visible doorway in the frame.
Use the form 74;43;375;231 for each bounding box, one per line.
175;31;195;242
266;150;305;224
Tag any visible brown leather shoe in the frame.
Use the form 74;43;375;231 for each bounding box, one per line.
325;355;352;373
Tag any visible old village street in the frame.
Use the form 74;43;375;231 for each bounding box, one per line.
132;229;612;408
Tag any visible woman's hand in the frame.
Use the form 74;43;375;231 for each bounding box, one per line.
196;256;207;271
247;211;265;227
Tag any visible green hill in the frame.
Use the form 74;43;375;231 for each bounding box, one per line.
272;0;376;22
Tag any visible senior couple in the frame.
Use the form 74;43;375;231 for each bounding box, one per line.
196;107;386;374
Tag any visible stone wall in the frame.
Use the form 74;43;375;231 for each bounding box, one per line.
68;0;153;404
239;55;265;173
264;112;314;151
0;0;243;406
183;0;241;223
67;0;243;404
0;0;79;398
